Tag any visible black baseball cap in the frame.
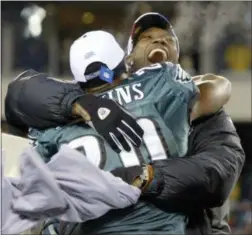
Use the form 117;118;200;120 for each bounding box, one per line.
127;12;179;56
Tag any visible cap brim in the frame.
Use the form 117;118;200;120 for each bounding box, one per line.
72;55;102;83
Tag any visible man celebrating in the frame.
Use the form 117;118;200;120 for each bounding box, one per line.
34;24;229;234
4;12;244;235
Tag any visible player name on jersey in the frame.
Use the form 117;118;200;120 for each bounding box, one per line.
102;83;144;105
33;62;198;234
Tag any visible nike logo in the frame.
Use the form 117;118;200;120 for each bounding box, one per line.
97;107;111;120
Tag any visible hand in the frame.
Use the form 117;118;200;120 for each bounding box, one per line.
72;94;144;153
110;165;155;192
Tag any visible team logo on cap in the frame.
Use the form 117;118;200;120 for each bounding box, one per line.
99;66;114;83
84;51;95;60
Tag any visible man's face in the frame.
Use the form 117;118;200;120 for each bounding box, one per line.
128;27;179;72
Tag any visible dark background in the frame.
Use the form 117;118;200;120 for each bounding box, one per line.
1;1;251;231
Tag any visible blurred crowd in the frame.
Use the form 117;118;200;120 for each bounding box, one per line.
1;1;251;77
1;1;251;232
229;173;252;234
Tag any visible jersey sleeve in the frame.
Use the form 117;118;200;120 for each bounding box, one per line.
167;63;199;116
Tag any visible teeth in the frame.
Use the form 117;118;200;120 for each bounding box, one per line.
148;49;167;59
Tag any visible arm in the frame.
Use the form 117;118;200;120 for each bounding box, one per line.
5;70;144;152
147;110;245;210
191;74;232;120
5;70;84;131
112;110;245;209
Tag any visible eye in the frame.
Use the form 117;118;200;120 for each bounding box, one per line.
141;35;152;40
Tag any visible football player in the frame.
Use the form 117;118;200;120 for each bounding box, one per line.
35;28;230;235
4;12;243;235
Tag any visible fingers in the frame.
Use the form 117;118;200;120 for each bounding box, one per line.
89;99;145;153
111;129;131;152
107;120;143;152
111;110;144;151
104;129;131;153
114;102;144;143
104;133;121;153
123;113;144;138
119;118;143;148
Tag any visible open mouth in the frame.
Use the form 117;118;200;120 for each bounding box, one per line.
147;48;168;63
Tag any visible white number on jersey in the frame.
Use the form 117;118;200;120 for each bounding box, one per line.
68;136;105;168
134;63;162;76
134;62;191;84
67;118;168;168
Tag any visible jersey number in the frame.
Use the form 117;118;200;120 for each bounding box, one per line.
135;62;191;83
68;118;168;168
135;63;162;76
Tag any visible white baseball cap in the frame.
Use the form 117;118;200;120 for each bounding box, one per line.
70;30;125;83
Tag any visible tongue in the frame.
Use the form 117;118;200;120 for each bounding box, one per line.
148;50;167;63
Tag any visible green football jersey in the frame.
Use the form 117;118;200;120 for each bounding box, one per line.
35;62;198;234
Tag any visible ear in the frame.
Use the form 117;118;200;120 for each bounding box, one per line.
124;55;133;72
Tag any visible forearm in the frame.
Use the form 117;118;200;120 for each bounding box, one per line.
5;70;83;130
192;74;232;120
151;146;241;208
144;111;245;210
